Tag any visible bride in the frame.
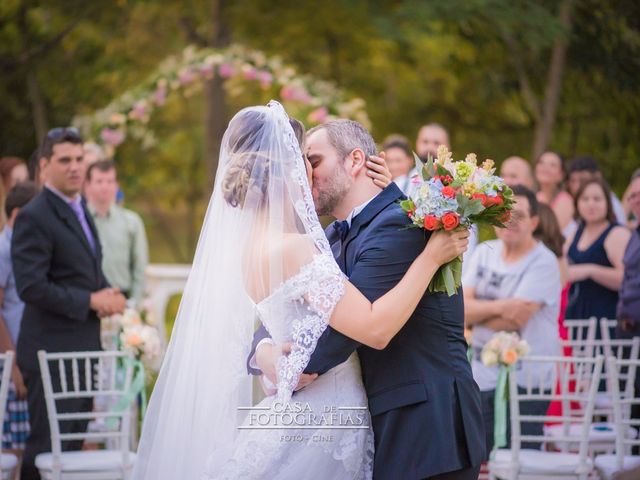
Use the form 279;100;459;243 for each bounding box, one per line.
132;101;468;479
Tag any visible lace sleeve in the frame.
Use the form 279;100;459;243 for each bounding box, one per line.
275;254;346;403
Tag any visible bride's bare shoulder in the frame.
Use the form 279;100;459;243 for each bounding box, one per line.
277;234;318;272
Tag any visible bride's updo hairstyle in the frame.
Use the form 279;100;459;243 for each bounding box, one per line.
222;107;305;209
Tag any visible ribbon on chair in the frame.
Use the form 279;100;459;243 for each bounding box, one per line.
106;357;147;430
491;364;510;458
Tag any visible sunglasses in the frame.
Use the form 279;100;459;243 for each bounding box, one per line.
46;127;81;141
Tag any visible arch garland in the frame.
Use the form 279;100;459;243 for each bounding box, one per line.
73;45;370;154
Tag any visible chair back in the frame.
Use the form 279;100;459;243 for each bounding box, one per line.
563;317;598;358
606;355;640;468
38;350;136;460
509;355;604;472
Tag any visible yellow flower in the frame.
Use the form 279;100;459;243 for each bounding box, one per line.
482;159;495;171
462;182;480;196
437;145;452;164
465;153;478;165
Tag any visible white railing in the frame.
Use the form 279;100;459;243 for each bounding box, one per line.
144;263;191;345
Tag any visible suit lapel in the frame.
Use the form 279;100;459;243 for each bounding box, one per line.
339;184;406;274
45;189;97;260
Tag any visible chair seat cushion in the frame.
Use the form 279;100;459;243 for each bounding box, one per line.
490;449;593;476
545;422;638;443
0;453;18;470
35;450;136;472
594;454;640;480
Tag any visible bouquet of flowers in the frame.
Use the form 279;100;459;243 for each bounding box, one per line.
400;146;514;296
103;304;163;371
481;331;530;454
481;331;530;368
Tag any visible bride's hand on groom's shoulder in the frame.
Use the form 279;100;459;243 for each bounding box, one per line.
256;341;319;393
366;152;393;189
425;229;470;266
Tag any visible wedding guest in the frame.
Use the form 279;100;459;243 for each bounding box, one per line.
0;182;38;475
463;185;561;456
12;127;126;480
567;155;627;226
83;142;107;166
535;151;574;233
85;160;149;304
415;122;450;163
535;203;568;285
500;156;535;190
382;135;414;194
617;169;640;338
616;168;640;445
0;157;28;194
564;178;630;325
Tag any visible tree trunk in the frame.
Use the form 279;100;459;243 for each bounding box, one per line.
26;68;48;145
203;0;230;196
531;0;574;160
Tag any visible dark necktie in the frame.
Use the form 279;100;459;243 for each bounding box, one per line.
68;200;96;253
333;220;350;243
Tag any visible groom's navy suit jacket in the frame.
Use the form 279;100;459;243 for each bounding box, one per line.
250;184;485;479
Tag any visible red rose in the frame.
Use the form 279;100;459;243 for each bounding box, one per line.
423;215;441;231
472;192;485;202
441;186;456;199
441;212;460;231
492;196;504;206
434;174;453;185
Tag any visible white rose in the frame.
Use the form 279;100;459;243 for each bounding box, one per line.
481;349;499;366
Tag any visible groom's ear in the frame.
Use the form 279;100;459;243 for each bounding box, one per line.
348;148;367;178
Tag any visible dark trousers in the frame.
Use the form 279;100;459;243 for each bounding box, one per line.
424;464;481;480
20;368;93;480
480;387;550;461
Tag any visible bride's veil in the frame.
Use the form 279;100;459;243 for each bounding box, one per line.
133;101;338;478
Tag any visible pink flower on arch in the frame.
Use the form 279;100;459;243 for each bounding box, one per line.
100;128;125;147
280;85;312;104
129;101;148;120
257;71;273;89
153;84;167;106
218;63;236;78
307;107;328;124
243;66;257;81
199;64;215;79
178;68;197;86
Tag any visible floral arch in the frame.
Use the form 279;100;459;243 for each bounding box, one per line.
73;45;370;154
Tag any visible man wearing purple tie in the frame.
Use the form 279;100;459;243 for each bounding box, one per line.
11;127;126;479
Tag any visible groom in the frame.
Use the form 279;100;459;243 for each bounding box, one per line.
250;120;484;479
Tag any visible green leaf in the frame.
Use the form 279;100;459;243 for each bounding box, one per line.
413;151;425;177
443;263;456;296
399;198;415;212
435;163;452;177
464;198;485;217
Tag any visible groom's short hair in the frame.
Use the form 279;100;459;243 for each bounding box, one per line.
308;120;377;161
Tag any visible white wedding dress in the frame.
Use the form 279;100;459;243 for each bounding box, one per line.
133;102;373;479
202;254;374;479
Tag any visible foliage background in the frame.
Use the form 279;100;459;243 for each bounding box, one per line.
2;0;638;264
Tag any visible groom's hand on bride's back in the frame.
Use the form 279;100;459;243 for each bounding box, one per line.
256;342;319;392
